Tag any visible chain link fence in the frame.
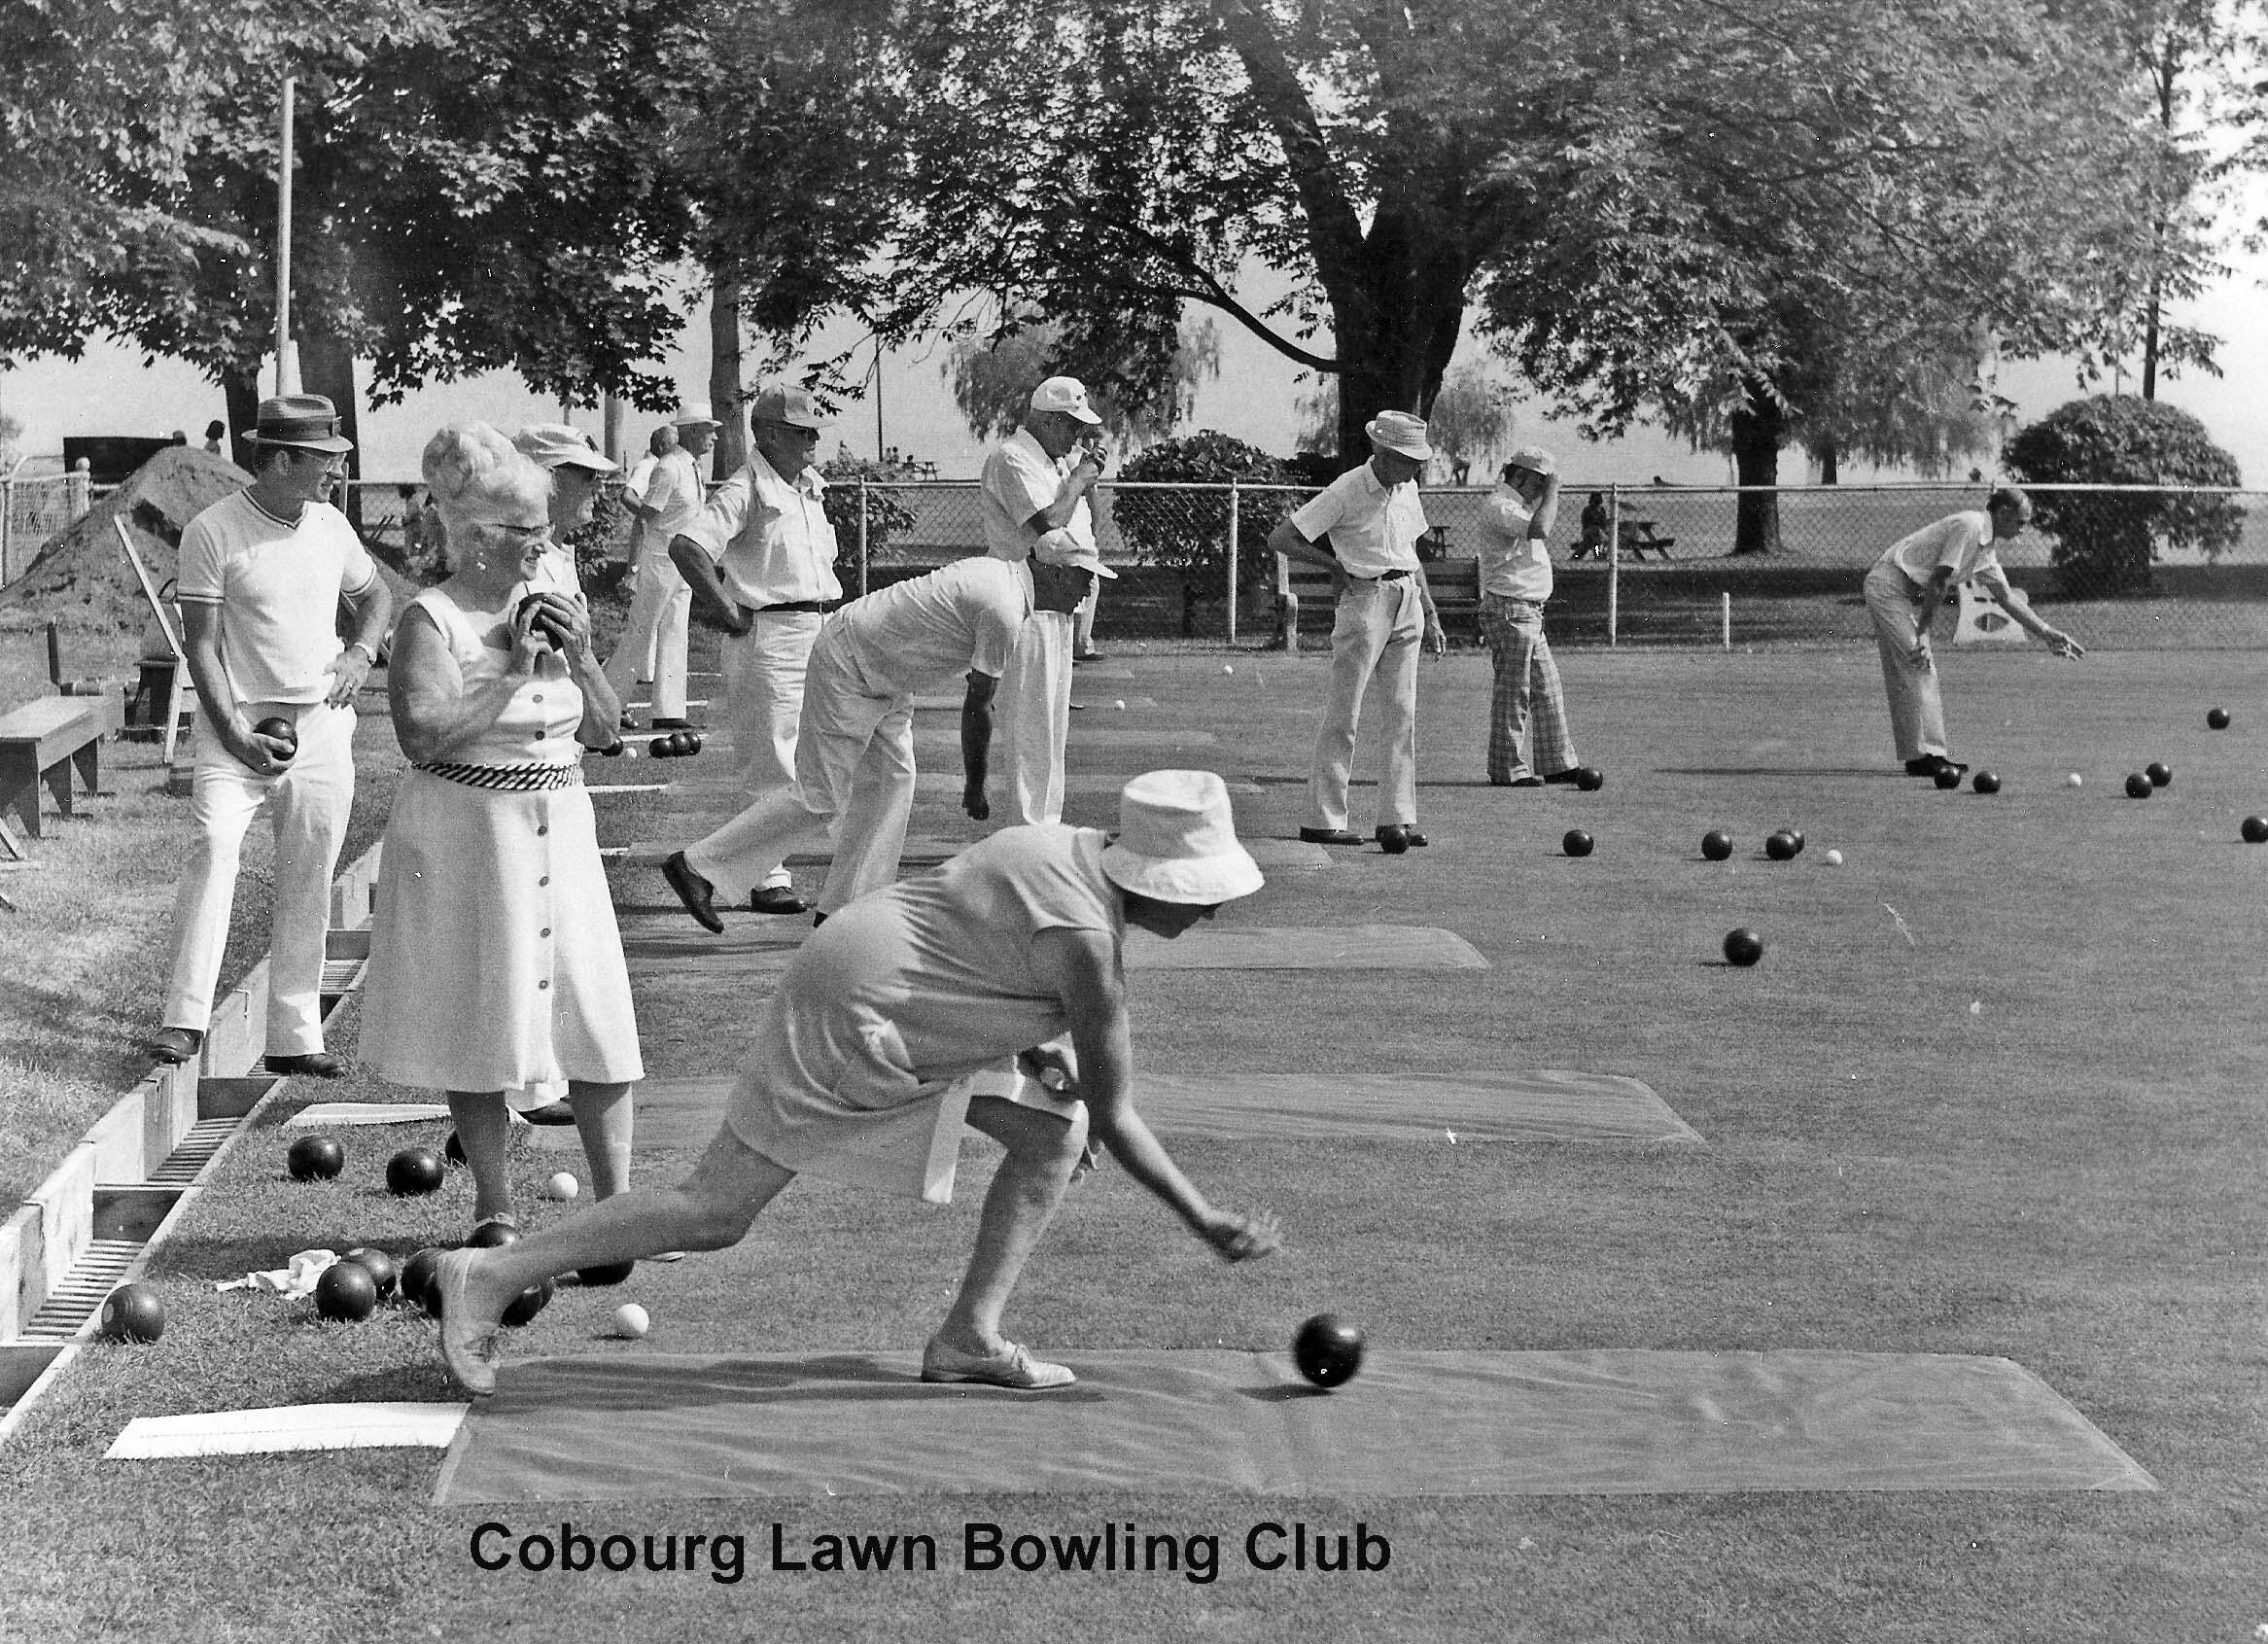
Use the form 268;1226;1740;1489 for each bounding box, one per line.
323;475;2268;652
0;471;96;587
824;479;2264;651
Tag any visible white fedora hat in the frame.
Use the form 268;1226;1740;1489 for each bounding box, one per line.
672;402;723;429
1099;770;1264;905
1364;410;1433;461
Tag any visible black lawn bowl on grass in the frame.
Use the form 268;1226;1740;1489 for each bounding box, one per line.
314;1259;378;1323
2125;772;2155;799
2146;760;2174;788
1722;927;1765;966
2244;816;2268;844
1765;831;1798;861
1574;766;1605;791
2208;706;2231;729
7;646;2266;1643
286;1134;344;1181
341;1246;400;1301
95;1281;164;1343
1972;770;2003;794
1701;829;1733;860
1934;763;1964;789
1562;828;1594;857
385;1145;445;1196
398;1245;444;1309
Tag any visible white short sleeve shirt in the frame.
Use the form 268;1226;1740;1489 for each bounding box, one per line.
1477;485;1552;600
978;429;1066;562
174;492;378;705
680;453;843;609
837;556;1032;698
1288;462;1428;578
1880;511;2001;587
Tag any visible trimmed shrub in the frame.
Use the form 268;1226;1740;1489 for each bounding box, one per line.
2005;396;2245;595
1114;431;1304;587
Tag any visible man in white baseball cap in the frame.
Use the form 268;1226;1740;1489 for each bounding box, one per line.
1267;408;1448;854
511;422;618;598
1478;444;1588;786
668;381;845;915
977;374;1111;827
433;768;1280;1398
603;402;723;730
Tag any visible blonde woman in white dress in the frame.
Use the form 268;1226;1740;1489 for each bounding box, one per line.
361;424;642;1242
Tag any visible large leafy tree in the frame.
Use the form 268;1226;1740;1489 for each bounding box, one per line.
2005;394;2244;591
942;315;1222;447
14;0;709;497
0;0;441;367
840;0;2203;556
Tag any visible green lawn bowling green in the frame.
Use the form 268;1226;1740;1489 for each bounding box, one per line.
4;647;2261;1640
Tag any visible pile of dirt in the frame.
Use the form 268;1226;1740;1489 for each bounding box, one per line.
0;448;253;634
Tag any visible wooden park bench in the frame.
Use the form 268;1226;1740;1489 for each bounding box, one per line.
0;690;123;842
1272;551;1483;650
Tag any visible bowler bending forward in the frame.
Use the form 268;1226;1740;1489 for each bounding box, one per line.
434;769;1281;1397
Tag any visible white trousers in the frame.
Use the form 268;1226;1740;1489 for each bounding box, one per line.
993;608;1073;826
719;610;823;892
685;630;916;915
161;698;356;1053
604;544;690;719
1308;578;1422;831
1864;562;1949;761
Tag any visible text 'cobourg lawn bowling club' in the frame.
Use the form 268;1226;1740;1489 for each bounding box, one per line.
467;1519;1393;1584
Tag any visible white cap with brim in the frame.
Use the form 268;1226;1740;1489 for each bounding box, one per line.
1099;770;1265;905
1033;528;1118;578
1504;444;1556;477
514;423;618;474
1029;375;1103;426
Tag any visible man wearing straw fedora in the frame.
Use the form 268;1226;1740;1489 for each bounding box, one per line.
435;769;1283;1397
603;401;720;731
141;394;394;1075
1267;409;1447;854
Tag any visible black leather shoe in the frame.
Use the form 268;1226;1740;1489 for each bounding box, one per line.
750;885;812;916
1376;824;1411;855
266;1051;348;1079
617;711;639;731
144;1027;203;1065
662;851;724;933
521;1102;577;1126
1299;827;1366;846
1403;828;1429;847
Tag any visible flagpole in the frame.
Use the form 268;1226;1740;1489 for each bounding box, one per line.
275;76;297;395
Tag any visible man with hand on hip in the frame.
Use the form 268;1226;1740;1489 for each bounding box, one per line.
142;394;394;1075
978;376;1109;826
670;382;843;916
1268;409;1445;855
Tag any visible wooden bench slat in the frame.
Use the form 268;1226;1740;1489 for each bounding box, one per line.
0;693;122;839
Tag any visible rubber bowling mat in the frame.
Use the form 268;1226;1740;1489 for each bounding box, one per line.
433;1348;2155;1504
614;923;1483;977
531;1069;1700;1152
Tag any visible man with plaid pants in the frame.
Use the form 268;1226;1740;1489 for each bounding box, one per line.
1477;445;1585;787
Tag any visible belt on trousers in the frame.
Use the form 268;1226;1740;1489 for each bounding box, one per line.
1348;569;1413;583
749;600;832;615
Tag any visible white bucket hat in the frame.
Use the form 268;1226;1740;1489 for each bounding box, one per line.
1099;770;1265;905
1364;410;1433;462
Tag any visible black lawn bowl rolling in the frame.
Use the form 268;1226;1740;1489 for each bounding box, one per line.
1723;927;1765;967
1291;1312;1366;1389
